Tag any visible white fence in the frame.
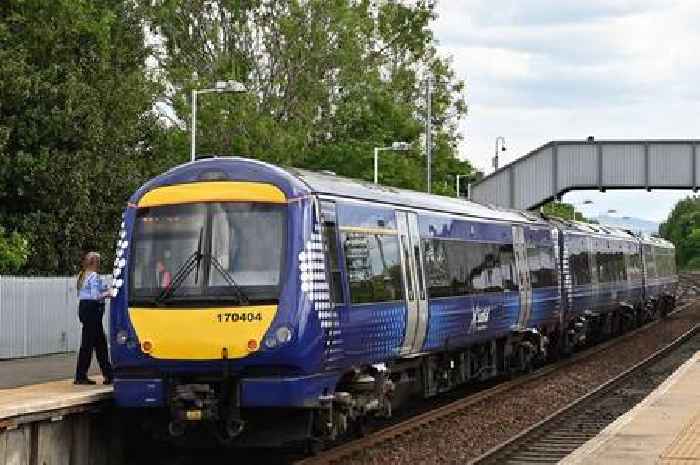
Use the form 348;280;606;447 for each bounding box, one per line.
0;276;110;359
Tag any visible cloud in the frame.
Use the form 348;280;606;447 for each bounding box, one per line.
448;0;666;27
432;0;700;219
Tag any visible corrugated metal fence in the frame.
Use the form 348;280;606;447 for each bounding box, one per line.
0;276;111;359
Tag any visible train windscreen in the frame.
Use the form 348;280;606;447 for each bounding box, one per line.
129;202;286;306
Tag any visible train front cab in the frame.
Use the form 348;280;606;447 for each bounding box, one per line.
109;160;340;445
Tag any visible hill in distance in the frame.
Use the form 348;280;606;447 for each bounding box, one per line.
596;214;659;234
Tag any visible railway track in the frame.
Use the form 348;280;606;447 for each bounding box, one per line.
295;301;698;465
471;323;700;464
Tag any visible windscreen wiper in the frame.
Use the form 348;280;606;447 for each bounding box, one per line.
209;255;250;305
154;227;203;306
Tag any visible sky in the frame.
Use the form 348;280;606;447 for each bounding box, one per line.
432;0;700;223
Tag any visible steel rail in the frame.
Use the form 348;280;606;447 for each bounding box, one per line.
295;301;696;465
470;321;700;464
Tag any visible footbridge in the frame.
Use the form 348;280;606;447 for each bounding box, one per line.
470;139;700;210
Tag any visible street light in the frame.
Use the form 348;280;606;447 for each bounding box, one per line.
191;80;247;162
374;142;411;184
455;174;470;198
492;136;507;170
425;76;434;193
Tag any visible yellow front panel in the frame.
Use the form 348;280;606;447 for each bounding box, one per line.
128;306;277;360
137;181;286;208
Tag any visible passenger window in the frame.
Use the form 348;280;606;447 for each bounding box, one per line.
570;250;592;285
323;221;344;305
400;234;414;300
414;243;426;300
527;245;557;288
422;239;506;297
644;245;657;278
498;244;519;292
342;232;403;304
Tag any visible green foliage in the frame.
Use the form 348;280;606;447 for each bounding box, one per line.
660;196;700;270
0;0;171;275
1;0;472;275
0;227;29;274
145;0;472;192
542;201;588;222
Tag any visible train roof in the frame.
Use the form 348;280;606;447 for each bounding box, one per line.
136;157;674;249
639;234;675;249
289;168;539;224
135;157;539;224
555;219;638;238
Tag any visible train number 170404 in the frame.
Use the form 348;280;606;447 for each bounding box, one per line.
217;312;263;323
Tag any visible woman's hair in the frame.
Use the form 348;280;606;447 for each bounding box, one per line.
77;251;101;291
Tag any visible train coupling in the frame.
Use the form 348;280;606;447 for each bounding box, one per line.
168;384;218;436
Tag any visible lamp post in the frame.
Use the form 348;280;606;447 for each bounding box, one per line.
425;76;434;193
492;136;507;170
374;142;411;184
455;174;470;198
191;80;247;162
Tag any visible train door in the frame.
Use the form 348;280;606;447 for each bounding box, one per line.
397;211;429;355
513;225;532;329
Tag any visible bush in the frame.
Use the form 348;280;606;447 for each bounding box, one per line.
0;227;29;274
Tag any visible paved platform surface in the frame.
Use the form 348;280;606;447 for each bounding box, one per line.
0;377;112;422
562;350;700;465
0;352;100;389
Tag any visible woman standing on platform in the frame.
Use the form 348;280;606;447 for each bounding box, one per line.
74;251;113;385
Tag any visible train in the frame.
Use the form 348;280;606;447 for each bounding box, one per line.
108;156;677;447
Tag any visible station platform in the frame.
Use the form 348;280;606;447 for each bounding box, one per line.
0;377;112;425
0;352;100;389
562;351;700;465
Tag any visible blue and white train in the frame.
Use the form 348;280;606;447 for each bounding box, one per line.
108;157;677;446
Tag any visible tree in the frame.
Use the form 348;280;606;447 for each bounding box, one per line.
542;201;589;222
0;0;473;274
144;0;472;193
0;0;170;275
0;227;29;274
660;196;700;270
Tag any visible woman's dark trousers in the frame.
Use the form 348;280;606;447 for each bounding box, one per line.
75;300;113;381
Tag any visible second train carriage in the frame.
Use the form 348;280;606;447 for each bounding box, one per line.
109;157;677;445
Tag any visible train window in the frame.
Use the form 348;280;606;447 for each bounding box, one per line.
643;245;657;278
423;239;451;296
208;203;286;299
626;250;643;281
498;244;519;291
654;249;676;277
414;242;426;300
527;245;557;288
570;250;592;285
342;232;403;304
423;239;505;297
323;222;344;305
596;251;626;282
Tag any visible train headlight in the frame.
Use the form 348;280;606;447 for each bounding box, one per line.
275;326;293;344
264;326;293;349
116;330;129;345
264;335;278;349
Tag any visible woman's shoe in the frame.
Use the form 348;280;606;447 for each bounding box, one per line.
74;378;97;385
